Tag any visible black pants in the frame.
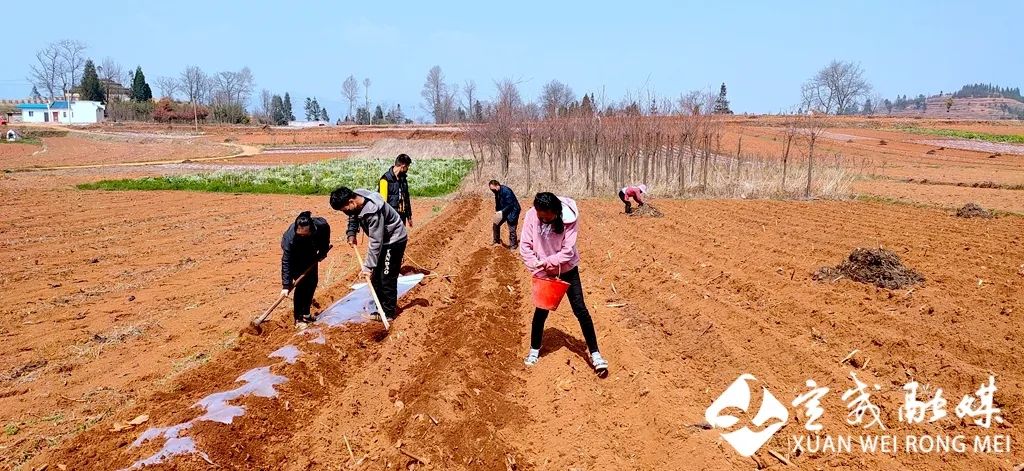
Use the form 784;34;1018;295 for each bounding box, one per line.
618;190;632;214
493;220;518;246
530;267;599;353
292;269;318;321
371;238;407;319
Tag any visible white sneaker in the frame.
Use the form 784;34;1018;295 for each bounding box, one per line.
524;349;540;367
591;352;609;375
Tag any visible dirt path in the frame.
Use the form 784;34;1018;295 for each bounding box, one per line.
7;140;261;172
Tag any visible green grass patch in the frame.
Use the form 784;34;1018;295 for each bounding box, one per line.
78;158;474;197
894;126;1024;144
0;136;41;145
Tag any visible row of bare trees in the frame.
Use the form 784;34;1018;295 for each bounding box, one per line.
466;82;846;200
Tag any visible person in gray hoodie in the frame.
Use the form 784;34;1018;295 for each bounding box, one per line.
330;186;409;320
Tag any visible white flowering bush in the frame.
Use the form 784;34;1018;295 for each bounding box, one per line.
79;158;474;197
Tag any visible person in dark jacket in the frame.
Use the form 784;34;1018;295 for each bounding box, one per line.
281;211;331;326
331;186;409;321
379;153;413;227
489;179;521;248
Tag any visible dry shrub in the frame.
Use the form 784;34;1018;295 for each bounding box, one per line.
956;202;994;218
814;248;923;289
354;138;471;160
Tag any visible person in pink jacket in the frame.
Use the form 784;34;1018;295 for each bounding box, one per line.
618;184;647;214
519;192;608;376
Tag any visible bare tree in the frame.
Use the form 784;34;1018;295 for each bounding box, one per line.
97;57;125;90
540;80;575;119
421;65;456;124
29;43;62;100
462;80;477;121
363;78;371;123
676;90;706;116
253;89;274;124
213;71;238;104
180;66;209;131
491;79;522;175
234;67;254;105
342;75;359;121
155;76;180;100
56;39;88;97
801;60;872;115
781;118;798;192
799;111;829;197
213;67;254;105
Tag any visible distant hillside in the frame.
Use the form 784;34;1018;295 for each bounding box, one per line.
881;83;1024;119
953;83;1022;102
889;96;1024;119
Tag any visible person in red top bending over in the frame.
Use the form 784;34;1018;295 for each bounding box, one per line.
618;184;647;214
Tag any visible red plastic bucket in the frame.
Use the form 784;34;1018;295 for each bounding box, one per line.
531;276;571;310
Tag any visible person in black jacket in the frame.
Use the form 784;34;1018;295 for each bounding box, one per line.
280;211;331;326
489;179;521;248
378;153;413;228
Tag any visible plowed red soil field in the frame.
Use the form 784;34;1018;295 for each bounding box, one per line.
1;135;234;170
721;118;1024;213
2;123;1023;470
5;181;1022;469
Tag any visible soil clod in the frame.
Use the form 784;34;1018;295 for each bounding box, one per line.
628;204;663;218
814;247;923;289
955;202;994;219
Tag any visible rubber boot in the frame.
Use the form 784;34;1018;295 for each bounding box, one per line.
492;224;502;245
509;226;519;250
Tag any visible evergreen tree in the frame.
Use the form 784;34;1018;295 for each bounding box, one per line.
130;66;152;102
304;97;314;121
862;98;873;115
713;83;732;114
580;94;593;116
283;93;295;121
355;107;370;125
311;98;321;120
30;85;42;100
319;107;329;122
373;105;384;122
79;60;105;102
393;104;405;124
271;95;286;125
473;100;483;122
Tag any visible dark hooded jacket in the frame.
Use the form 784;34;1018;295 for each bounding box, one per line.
493;184;521;224
378;166;412;221
281;216;330;289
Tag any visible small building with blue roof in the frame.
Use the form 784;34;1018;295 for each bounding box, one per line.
16;100;104;124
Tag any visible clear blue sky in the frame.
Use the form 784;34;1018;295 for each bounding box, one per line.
2;0;1020;121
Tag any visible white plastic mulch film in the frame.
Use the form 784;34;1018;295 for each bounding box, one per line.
121;274;425;469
